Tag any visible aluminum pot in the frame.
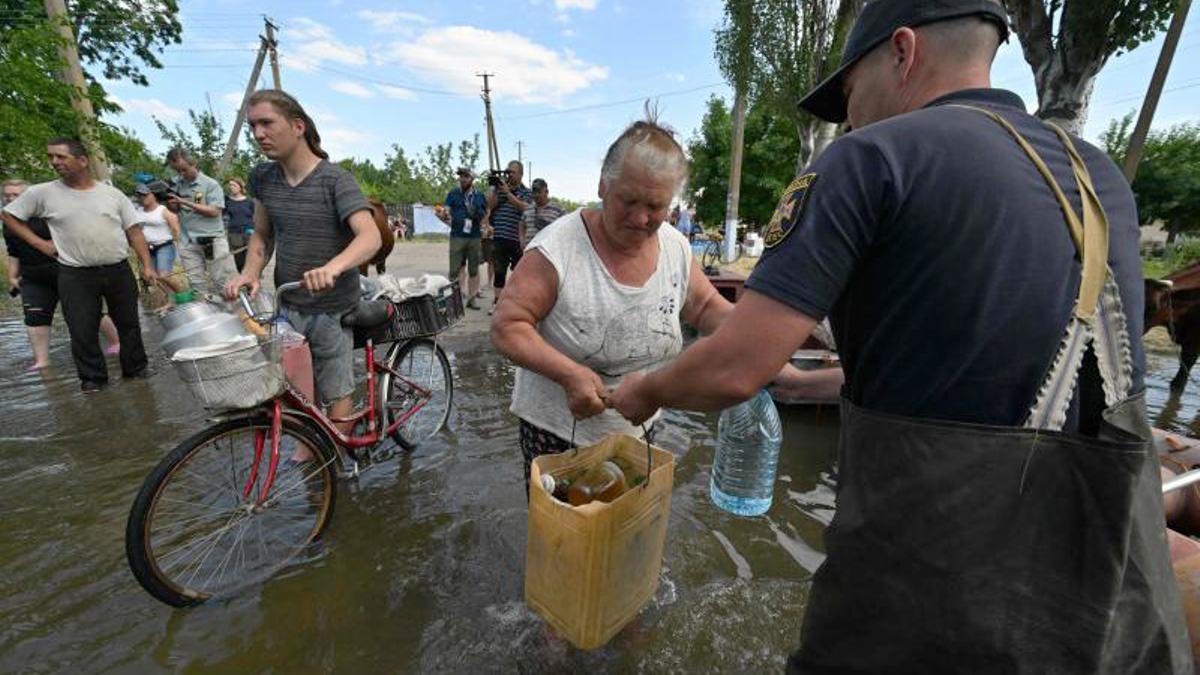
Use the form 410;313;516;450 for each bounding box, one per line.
160;303;252;359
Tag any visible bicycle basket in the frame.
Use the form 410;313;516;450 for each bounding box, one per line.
354;281;465;348
171;336;286;411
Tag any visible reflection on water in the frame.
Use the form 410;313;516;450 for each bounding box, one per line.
1;311;1194;673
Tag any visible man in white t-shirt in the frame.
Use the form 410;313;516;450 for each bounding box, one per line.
2;137;156;392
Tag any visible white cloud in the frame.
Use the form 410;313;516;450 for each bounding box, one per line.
554;0;597;9
666;72;686;82
381;26;608;105
357;9;431;33
377;84;417;100
221;91;244;108
281;18;367;73
561;28;576;38
119;97;185;121
331;81;375;98
321;127;372;160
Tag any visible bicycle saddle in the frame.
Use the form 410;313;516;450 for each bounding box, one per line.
341;299;394;329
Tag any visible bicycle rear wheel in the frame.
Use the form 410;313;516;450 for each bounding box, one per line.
381;337;453;451
126;415;337;607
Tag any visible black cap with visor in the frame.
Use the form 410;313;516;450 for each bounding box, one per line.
799;0;1010;124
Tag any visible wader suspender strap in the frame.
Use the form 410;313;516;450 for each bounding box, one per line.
950;104;1134;430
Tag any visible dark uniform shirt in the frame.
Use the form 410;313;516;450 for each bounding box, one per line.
747;88;1144;427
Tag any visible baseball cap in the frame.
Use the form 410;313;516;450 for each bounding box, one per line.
799;0;1009;123
134;183;151;195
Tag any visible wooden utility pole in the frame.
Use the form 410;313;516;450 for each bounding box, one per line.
217;17;273;175
723;90;747;262
44;0;110;181
478;73;501;174
1122;0;1193;182
265;18;281;89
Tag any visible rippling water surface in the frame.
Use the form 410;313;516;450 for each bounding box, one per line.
0;311;1190;673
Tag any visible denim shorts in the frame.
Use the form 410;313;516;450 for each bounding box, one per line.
280;305;354;407
150;242;176;274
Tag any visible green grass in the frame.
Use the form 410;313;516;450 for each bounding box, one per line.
1144;257;1171;279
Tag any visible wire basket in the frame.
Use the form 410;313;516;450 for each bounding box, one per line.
171;336;286;411
354;282;465;347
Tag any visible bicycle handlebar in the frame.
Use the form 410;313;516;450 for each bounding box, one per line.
238;281;305;326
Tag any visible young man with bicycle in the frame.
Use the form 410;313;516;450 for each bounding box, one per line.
224;90;381;444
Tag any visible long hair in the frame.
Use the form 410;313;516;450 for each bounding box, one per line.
247;89;329;160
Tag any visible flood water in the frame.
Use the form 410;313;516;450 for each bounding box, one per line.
0;308;1194;673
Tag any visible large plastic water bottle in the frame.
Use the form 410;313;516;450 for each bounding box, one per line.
710;389;783;516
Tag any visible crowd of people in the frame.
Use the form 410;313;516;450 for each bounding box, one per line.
2;0;1193;667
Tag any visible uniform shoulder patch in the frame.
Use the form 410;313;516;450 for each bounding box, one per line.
762;173;818;249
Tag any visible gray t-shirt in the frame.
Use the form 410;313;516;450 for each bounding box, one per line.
250;160;371;313
2;180;142;267
172;171;225;240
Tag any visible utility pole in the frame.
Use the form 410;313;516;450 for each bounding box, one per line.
218;17;274;175
265;17;281;89
1122;0;1193;182
478;73;501;175
44;0;110;181
516;140;524;164
723;90;747;263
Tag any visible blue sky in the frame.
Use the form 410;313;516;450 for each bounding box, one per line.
102;0;1200;202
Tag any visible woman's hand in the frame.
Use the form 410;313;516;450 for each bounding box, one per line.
562;365;608;419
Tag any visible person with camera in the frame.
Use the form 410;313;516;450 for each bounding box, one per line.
2;139;155;392
436;167;487;310
485;160;532;312
166;147;233;295
224;90;380;453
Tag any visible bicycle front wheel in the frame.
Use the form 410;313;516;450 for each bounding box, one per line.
381;338;453;451
126;415;337;607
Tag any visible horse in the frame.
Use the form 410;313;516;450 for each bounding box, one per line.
359;198;395;276
1145;261;1200;392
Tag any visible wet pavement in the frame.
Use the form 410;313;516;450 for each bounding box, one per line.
0;243;1195;673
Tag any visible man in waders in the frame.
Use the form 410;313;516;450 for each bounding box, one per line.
610;0;1192;671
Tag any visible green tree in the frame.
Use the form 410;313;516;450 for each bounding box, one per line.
154;109;265;182
1103;112;1200;240
1;0;182;178
688;95;802;230
1007;0;1178;134
714;0;864;172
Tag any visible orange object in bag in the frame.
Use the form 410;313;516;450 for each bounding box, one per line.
525;433;674;650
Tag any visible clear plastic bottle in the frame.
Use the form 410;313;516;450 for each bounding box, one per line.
710;389;783;516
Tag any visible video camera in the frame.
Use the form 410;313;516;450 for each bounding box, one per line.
487;169;512;188
145;179;182;203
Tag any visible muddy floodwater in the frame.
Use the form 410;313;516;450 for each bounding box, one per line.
0;306;1194;673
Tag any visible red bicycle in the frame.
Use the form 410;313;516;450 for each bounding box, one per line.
125;281;458;606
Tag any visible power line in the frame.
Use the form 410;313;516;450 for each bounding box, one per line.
499;82;726;121
300;61;465;97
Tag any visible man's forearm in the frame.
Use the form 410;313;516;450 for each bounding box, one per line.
8;256;19;281
126;226;153;269
1;212;46;249
327;227;380;275
241;231;270;279
185;202;221;218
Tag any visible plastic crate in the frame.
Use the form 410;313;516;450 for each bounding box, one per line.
354;282;464;347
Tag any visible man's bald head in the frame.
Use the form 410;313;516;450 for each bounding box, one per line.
916;12;1004;66
842;4;1005;130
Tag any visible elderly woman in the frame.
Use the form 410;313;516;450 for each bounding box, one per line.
490;116;738;490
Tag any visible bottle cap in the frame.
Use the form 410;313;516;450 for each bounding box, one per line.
540;474;556;494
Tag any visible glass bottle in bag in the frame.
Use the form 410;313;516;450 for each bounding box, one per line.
710;389;782;516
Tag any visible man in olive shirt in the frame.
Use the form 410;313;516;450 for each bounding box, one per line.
2;138;156;392
167;147;233;294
